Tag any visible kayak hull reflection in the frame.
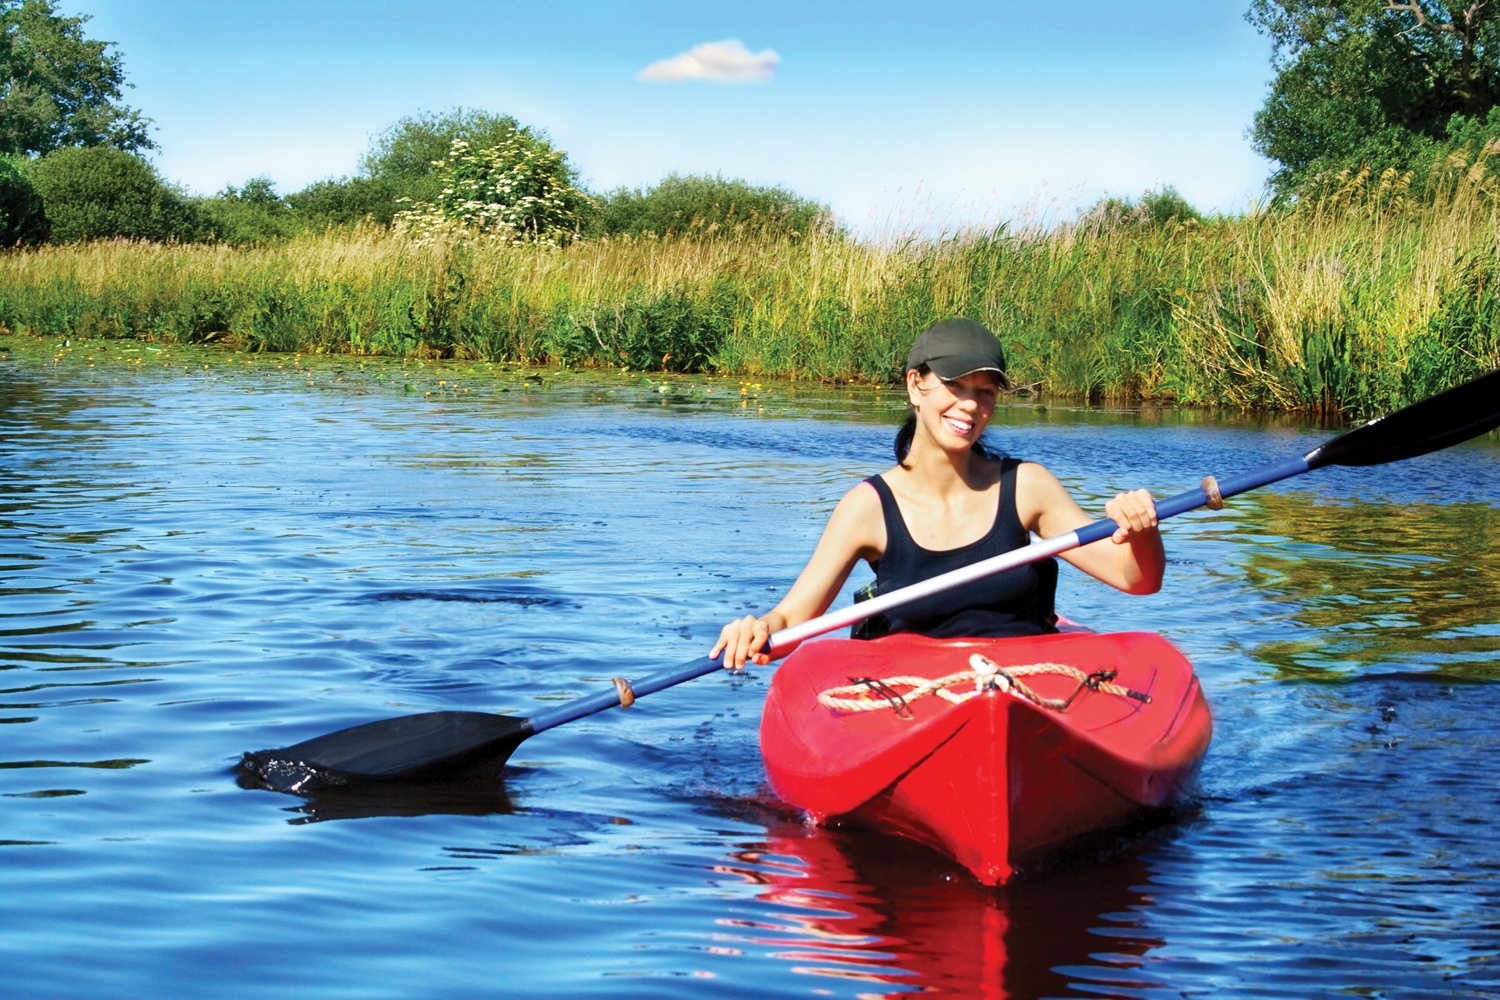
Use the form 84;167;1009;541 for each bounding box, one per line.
759;630;1212;884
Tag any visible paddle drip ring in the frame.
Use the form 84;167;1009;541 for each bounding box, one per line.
1201;475;1224;510
817;654;1151;715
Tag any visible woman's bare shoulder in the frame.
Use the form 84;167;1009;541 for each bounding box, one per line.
835;477;884;517
1014;459;1061;486
812;477;887;563
1013;460;1079;532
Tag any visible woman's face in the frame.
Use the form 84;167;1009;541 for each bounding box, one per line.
906;368;1000;450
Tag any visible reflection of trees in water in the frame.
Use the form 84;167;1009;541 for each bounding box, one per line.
0;354;151;517
0;363;156;674
0;347;126;436
710;823;1162;999
1233;493;1500;679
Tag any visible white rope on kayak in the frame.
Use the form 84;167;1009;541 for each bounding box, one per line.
816;653;1150;716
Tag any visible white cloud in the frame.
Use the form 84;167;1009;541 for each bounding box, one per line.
637;39;780;84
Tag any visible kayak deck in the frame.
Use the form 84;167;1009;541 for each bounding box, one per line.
759;630;1212;884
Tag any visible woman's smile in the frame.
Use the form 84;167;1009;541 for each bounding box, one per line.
942;411;976;437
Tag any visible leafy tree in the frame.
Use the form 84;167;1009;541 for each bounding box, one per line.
1075;185;1203;234
0;0;154;156
28;145;202;243
590;172;832;239
397;130;593;245
0;152;44;244
1247;1;1500;191
360;107;533;204
284;175;400;227
198;176;297;245
1138;186;1204;224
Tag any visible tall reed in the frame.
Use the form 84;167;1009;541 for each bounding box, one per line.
2;159;1498;416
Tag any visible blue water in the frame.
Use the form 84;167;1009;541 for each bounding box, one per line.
2;338;1497;999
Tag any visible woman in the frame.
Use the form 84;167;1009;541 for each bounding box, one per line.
712;318;1163;670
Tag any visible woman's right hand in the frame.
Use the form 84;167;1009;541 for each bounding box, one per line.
711;615;772;671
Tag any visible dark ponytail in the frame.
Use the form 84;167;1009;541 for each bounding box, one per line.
893;363;928;469
894;411;918;468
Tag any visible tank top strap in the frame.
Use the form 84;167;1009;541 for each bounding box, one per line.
868;463;1017;559
997;456;1024;541
860;457;1054;641
864;475;913;553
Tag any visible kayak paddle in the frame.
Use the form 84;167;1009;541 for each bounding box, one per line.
241;369;1500;791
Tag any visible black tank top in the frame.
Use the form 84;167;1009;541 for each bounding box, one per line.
858;457;1058;640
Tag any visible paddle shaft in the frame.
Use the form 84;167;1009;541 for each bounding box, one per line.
524;452;1316;737
247;369;1499;785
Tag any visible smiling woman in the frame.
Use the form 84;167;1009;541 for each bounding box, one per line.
711;318;1165;668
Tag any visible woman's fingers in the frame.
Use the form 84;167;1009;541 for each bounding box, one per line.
1106;489;1158;543
742;616;770;667
712;615;768;670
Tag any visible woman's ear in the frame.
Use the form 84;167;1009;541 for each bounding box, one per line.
905;368;923;407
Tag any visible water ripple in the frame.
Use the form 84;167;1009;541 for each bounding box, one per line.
0;339;1496;999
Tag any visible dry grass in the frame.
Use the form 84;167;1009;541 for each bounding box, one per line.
3;160;1498;414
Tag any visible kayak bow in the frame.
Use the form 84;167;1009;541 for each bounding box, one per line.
760;628;1211;884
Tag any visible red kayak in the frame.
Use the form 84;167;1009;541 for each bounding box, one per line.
759;627;1212;884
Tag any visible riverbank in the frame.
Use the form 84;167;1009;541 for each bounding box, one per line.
1;164;1496;417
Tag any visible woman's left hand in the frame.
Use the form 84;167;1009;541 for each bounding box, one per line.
1104;489;1158;544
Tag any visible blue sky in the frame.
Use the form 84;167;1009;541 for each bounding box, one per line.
83;1;1275;230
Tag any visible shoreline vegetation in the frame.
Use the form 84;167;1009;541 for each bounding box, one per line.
2;160;1499;418
3;6;1500;421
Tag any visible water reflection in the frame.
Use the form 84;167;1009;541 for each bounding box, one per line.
2;335;1496;999
1233;493;1500;679
256;774;519;825
712;822;1164;998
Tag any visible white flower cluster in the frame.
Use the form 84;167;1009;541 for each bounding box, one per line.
393;131;591;249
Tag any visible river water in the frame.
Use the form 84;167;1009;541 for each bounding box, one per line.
2;337;1497;999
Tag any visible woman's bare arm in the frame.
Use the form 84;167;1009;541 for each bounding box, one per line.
1016;462;1164;595
711;482;886;669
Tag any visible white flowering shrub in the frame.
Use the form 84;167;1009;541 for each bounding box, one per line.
394;129;591;247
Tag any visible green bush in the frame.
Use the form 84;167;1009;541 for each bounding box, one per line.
399;132;593;245
590;173;832;240
1078;185;1202;233
285;175;400;227
0;154;46;245
360;108;532;205
198;176;298;246
28;146;204;243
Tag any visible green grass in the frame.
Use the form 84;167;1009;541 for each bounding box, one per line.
1;160;1497;417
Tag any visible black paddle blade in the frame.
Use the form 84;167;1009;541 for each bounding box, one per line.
1307;369;1500;469
239;711;534;793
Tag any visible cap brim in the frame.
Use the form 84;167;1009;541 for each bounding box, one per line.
923;354;1005;380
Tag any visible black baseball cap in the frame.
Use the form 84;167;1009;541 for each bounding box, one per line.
906;319;1007;382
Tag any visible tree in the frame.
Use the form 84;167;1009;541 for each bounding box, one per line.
0;152;43;244
1076;185;1202;234
284;175;399;227
360;107;532;205
590;172;833;240
0;0;153;156
199;176;297;245
1247;1;1500;190
396;129;593;245
29;145;202;243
